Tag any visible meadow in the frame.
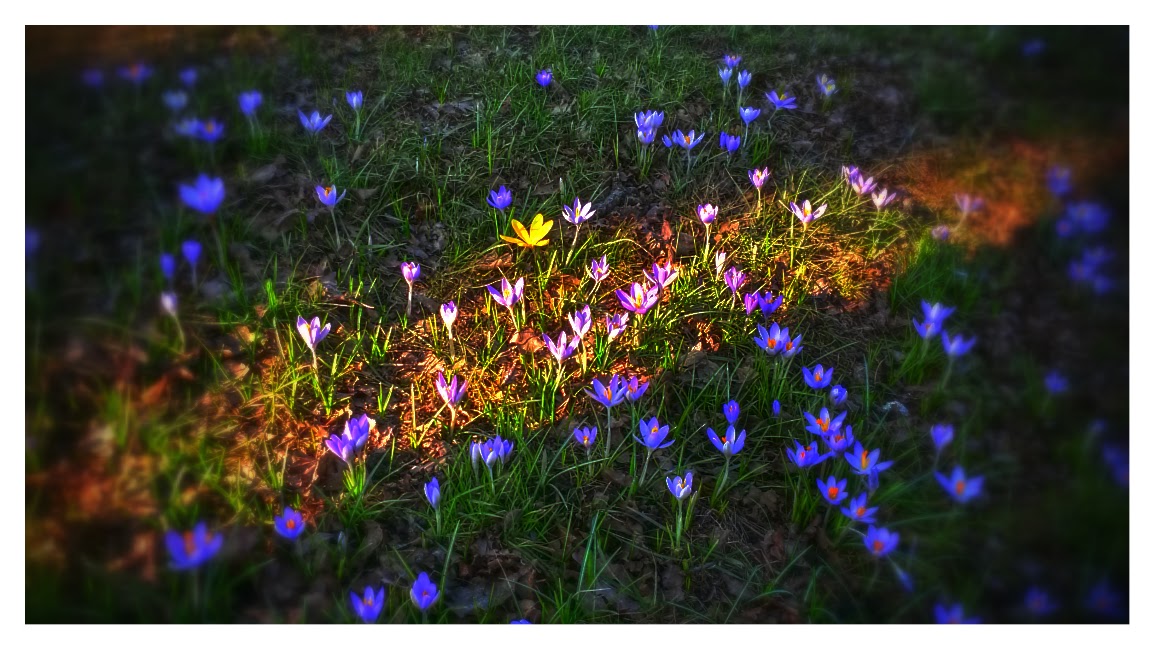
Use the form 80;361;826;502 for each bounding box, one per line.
25;25;1129;623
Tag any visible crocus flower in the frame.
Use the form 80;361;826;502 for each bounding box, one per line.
316;185;347;208
350;586;385;623
163;90;188;112
81;68;104;87
535;69;552;87
830;385;847;406
817;476;848;505
511;619;532;624
755;291;783;316
786;440;825;469
935;466;984;504
119;62;152;84
667;472;694;500
637;127;657;145
930;423;954;452
737;70;752;89
1046;166;1072;197
714;251;727;276
1066;201;1110;233
346;90;363;111
296;316;332;352
298;109;333;134
196;118;225;143
723;54;742;68
435;372;467;410
781;328;803;358
816;74;837;98
841;493;878;523
440;301;457;339
669;129;705;151
644;260;678;290
719;131;741;154
624;376;648;401
707;425;746;458
871;188;897;210
864;525;898;558
616;281;659;315
743;293;760;315
935;603;980;624
765;90;797;110
932;225;950;240
1044;370;1069;395
589;255;610;283
749;167;771;190
772;400;781;417
563;196;596;225
160;253;176;281
842;166;860;183
345;414;372;450
738;106;760;124
160;291;178;318
718;67;734;86
401;261;420;286
179;67;197;87
824;425;855;455
912;300;954;339
587;375;626;410
850;174;877;196
636;417;674;450
845;442;894;484
472;436;515;468
1085;580;1121;617
1024;587;1058;618
804;407;846;436
410;573;439;611
165;522;223;570
722;400;740;425
789;199;828;226
487;277;525;309
179;240;201;269
543;331;577;365
802;364;834;390
274;506;305;540
174;117;201;137
178;174;225;215
723;267;747;294
941;331;977;358
424;477;441;509
486;186;512;211
573;426;597;451
565;305;592;341
605;313;629;341
955;193;983;217
238;90;262;116
753;322;789;355
697;203;718;225
635;110;664;131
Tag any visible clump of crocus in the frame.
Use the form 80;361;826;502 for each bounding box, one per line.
165;522;224;570
299;109;333;135
535;69;552;87
841;493;878;524
934;602;980;624
864;525;898;558
179;174;225;216
753;322;802;357
786;440;826;469
871;188;897;210
350;586;385;623
470;435;514;478
765;89;797;111
817;476;848;505
589;255;610;285
790;199;828;227
325;413;371;467
411;572;440;613
400;262;420;317
440;301;457;340
435;371;467;430
296;315;332;370
487;276;525;326
935;466;984;504
802;363;834;390
487;186;512;211
274;506;306;540
719;131;741;155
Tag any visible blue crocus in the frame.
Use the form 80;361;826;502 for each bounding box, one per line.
535;69;553;87
935;603;980;624
781;327;803;358
119;62;153;84
765;90;797;110
930;423;954;452
238;90;262;116
1067;201;1109;233
174;117;201;138
181;239;201;268
830;385;847;406
841;493;878;523
163;90;188;112
935;466;984;504
345;413;372;450
624;376;649;402
669;129;704;151
411;572;440;611
511;619;532;624
1046;166;1072;197
786;440;825;469
718;67;734;86
424;477;441;509
845;442;894;482
637;127;657;145
178;174;225;215
738;106;760;124
772;400;781;417
802;364;834;390
635;110;664;131
350;586;386;623
912;300;954;339
179;67;197;87
587;375;626;410
722;400;740;425
723;54;742;68
666;471;694;500
1044;370;1069;395
756;291;783;315
196;118;225;143
486;186;512;211
864;525;899;558
719;131;741;154
316;185;348;208
160;253;176;281
298;109;333;134
1024;587;1058;618
804;408;846;437
346;90;363;111
636;417;674;450
817;476;848;505
573;426;597;451
823;425;855;455
165;521;224;570
707;425;745;458
274;506;305;540
737;70;751;89
941;331;977;358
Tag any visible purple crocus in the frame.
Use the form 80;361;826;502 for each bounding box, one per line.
178;174;225;215
605;312;629;341
181;239;201;269
935;466;984;504
568;304;593;340
723;267;747;295
707;425;746;458
535;69;553;87
817;476;848;505
487;277;525;314
316;185;347;208
850;173;877;196
738;106;760;124
1025;587;1059;618
160;253;176;282
912;300;955;339
935;603;980;624
930;423;954;452
802;364;834;390
722;400;740;424
274;506;306;540
824;425;855;455
871;188;897;210
411;572;440;611
772;400;781;417
749;168;771;190
238;90;262;117
543;331;578;366
841;493;878;524
697;203;718;225
719;131;741;154
864;525;899;558
196;118;225;143
635;110;665;131
589;255;610;283
298;109;333;134
756;291;783;316
644;260;678;290
668;129;704;151
636;417;674;450
562;196;596;225
346;90;363;111
955;193;984;218
587;375;626;410
435;372;467;411
786;440;825;469
737;70;752;89
718;67;734;87
486;186;513;211
743;293;760;315
723;54;742;68
616;281;659;316
941;331;977;358
804;407;846;436
816;74;837;98
667;471;694;500
753;322;782;355
573;426;597;451
179;67;197;87
789;199;827;226
296;316;332;353
845;441;894;476
162;90;188;112
345;414;372;450
765;90;797;110
424;477;441;509
637;126;657;145
624;376;648;401
350;586;385;623
440;301;457;339
165;522;223;570
830;385;847;406
1046;166;1072;197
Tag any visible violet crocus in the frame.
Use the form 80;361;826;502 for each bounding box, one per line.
605;312;629;341
722;400;740;425
871;188;898;210
824;425;854;455
165;522;224;570
635;110;664;131
765;90;797;110
772;400;781;417
786;440;825;469
738;106;760;125
636;417;674;451
1046;166;1073;197
616;281;659;316
411;572;440;612
749;167;771;191
817;476;848;505
718;67;734;88
589;255;610;284
930;423;954;453
790;199;828;227
737;70;752;89
804;407;846;436
238;90;262;117
1044;370;1069;395
486;186;513;211
196;118;225;143
841;493;878;523
298;109;333;135
296;315;332;368
644;260;678;291
802;364;834;390
487;277;525;320
1025;587;1059;618
535;69;553;87
160;253;176;283
543;330;579;367
723;267;747;295
563;196;596;249
719;131;741;155
436;371;467;429
850;173;877;196
163;90;188;112
864;525;898;558
941;331;977;358
401;261;420;317
160;291;178;319
830;385;848;406
723;54;742;68
707;425;746;458
440;301;457;340
274;506;306;540
666;129;705;153
573;425;597;452
315;185;347;208
181;239;202;284
424;477;441;509
587;375;627;411
624;376;648;402
757;291;783;316
667;471;694;500
955;193;984;219
935;466;984;504
568;304;593;340
178;174;225;215
816;74;837;99
350;586;385;623
743;293;760;316
119;62;153;84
